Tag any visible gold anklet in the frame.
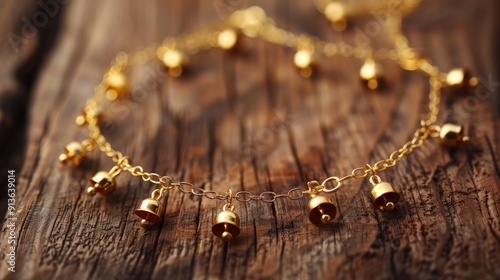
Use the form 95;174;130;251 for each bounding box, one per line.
59;5;475;241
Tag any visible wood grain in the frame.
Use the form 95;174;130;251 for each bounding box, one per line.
1;0;499;279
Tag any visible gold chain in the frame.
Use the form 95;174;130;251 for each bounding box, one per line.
82;5;443;196
60;2;474;235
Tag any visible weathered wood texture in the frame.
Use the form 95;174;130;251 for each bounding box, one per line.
1;0;500;279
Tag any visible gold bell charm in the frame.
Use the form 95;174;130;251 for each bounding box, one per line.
103;71;127;101
446;68;478;89
87;166;121;196
307;195;337;225
439;123;470;146
324;1;347;31
360;58;383;90
212;190;240;241
158;46;187;77
369;174;400;211
135;186;167;228
294;48;316;78
59;141;86;166
217;29;239;50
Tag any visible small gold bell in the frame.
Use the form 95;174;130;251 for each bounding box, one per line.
324;2;347;31
446;68;478;88
294;49;316;78
212;190;240;241
307;195;337;225
360;58;383;90
238;6;267;37
104;72;127;100
135;198;163;228
371;181;400;211
439;123;469;146
87;166;120;196
212;209;240;241
217;29;239;50
159;47;187;77
59;142;86;166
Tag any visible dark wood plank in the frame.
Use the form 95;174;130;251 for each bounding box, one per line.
1;0;499;279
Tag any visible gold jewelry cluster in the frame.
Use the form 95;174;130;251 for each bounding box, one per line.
59;2;476;241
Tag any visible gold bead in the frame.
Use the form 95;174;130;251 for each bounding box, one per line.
321;214;332;224
324;2;347;31
307;195;337;225
212;210;240;241
140;219;151;229
59;141;86;166
105;89;119;101
221;231;233;241
360;59;383;90
217;29;239;50
371;181;400;211
86;186;96;196
439;123;469;146
446;68;477;88
75;115;86;126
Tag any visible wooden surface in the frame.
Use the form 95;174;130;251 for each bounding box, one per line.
1;0;500;279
